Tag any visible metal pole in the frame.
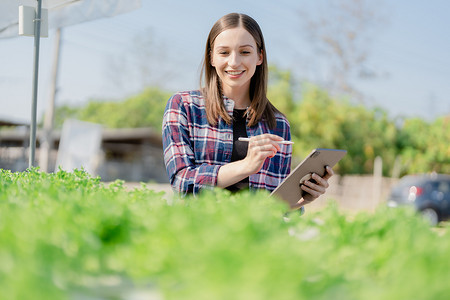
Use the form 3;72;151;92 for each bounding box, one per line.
29;0;43;168
40;28;62;172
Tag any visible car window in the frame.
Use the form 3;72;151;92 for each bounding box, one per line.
437;181;450;195
398;176;422;187
424;182;435;193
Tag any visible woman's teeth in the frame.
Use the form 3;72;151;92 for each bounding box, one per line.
226;71;244;75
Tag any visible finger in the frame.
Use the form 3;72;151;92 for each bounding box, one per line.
250;138;270;149
303;175;327;192
250;145;277;159
250;143;279;155
291;201;304;210
260;133;283;141
257;144;277;152
252;136;274;146
302;185;325;198
300;184;322;199
302;180;326;196
260;138;281;152
252;134;283;145
322;166;334;180
262;150;278;159
311;173;329;189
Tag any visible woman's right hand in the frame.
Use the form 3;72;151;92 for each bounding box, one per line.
242;133;283;175
217;134;286;188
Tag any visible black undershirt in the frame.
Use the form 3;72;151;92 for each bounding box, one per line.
225;109;250;193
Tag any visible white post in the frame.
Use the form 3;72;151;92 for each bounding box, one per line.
373;156;382;208
40;28;62;172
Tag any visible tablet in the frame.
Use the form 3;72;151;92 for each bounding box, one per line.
270;148;347;208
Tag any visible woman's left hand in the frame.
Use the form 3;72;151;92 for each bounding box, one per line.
294;166;334;208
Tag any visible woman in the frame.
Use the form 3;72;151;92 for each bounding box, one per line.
162;13;333;208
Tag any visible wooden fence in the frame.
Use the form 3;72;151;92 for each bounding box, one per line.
307;175;399;212
137;174;400;213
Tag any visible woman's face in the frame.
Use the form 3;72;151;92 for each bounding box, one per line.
211;26;263;97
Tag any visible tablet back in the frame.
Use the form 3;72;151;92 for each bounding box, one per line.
270;148;347;208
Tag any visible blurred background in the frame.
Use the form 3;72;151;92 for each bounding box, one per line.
0;0;449;210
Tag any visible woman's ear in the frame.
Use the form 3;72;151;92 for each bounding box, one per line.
210;51;215;67
257;49;263;66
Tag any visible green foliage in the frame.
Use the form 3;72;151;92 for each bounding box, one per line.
53;87;171;130
1;169;449;299
50;68;447;176
289;84;398;175
267;66;448;176
396;117;450;174
51;104;79;130
267;65;296;114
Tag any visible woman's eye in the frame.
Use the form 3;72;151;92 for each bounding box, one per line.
219;51;228;55
241;51;251;55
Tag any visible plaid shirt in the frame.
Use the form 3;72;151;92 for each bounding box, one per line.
162;90;292;196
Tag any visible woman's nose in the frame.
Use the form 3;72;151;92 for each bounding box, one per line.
228;52;240;68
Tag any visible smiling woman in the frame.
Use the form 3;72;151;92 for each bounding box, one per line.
201;13;271;128
211;27;263;109
161;13;334;208
210;27;263;110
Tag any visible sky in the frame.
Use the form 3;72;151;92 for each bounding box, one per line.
1;0;449;125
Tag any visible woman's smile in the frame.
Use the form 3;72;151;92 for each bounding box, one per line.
225;70;245;77
211;27;263;102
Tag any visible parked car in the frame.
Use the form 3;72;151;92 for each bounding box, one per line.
387;173;450;226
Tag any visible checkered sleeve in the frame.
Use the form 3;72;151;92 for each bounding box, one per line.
162;93;220;196
278;116;292;183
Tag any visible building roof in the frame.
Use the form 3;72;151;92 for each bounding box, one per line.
0;118;29;127
0;127;162;147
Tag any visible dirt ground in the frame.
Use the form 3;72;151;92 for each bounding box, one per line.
120;175;394;213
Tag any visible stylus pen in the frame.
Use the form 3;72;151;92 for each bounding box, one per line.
238;137;294;145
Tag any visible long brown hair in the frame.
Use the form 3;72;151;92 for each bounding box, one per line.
200;13;280;128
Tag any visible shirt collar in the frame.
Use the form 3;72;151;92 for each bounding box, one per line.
222;95;235;116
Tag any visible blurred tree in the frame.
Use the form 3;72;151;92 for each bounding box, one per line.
267;65;400;175
267;65;296;115
396;116;450;175
287;83;397;175
298;0;387;100
106;28;174;93
51;105;79;129
52;87;171;131
50;65;448;177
